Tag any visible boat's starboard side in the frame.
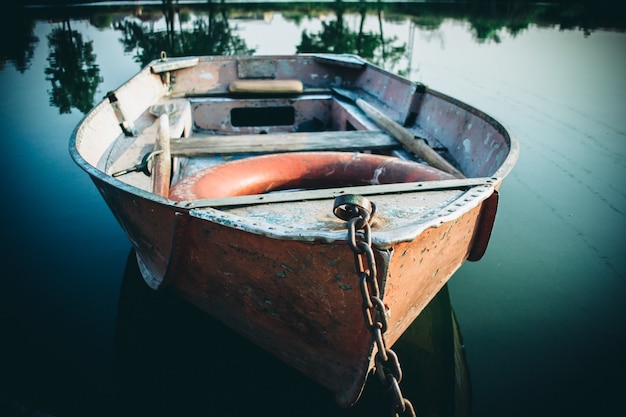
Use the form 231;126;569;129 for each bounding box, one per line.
414;88;519;179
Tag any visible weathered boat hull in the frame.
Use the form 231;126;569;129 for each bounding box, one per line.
92;170;497;406
168;197;494;406
71;54;518;407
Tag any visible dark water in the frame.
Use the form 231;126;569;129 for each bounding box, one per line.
1;2;624;416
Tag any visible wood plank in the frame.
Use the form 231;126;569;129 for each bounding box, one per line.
176;177;497;208
151;114;171;197
169;130;399;156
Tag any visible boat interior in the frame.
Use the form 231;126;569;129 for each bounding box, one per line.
103;90;460;196
73;55;517;245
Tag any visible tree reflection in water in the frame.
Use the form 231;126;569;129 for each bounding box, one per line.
296;3;407;72
1;1;618;116
117;1;255;68
0;4;39;73
44;20;101;114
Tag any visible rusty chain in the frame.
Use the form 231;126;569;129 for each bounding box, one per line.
333;195;416;417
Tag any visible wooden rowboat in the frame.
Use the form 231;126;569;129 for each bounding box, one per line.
70;54;518;408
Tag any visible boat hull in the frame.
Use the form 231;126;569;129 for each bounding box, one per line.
70;54;518;407
93;172;496;406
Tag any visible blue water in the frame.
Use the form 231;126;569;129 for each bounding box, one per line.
1;2;624;416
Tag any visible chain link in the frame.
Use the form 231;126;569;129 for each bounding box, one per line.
333;195;416;417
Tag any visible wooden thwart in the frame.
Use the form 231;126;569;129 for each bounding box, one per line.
169;130;400;156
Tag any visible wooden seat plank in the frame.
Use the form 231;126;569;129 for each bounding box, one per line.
169;130;399;156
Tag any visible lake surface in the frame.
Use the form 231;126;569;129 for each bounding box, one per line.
1;2;624;416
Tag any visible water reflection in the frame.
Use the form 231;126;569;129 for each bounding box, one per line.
294;2;407;70
116;1;255;67
2;1;623;116
0;4;38;73
115;250;469;417
45;20;102;114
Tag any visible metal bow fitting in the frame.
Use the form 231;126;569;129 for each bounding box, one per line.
111;150;163;178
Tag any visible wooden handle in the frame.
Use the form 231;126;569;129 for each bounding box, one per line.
228;79;304;94
151;114;172;197
356;98;465;179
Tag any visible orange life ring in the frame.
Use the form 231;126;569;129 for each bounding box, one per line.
168;151;454;201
